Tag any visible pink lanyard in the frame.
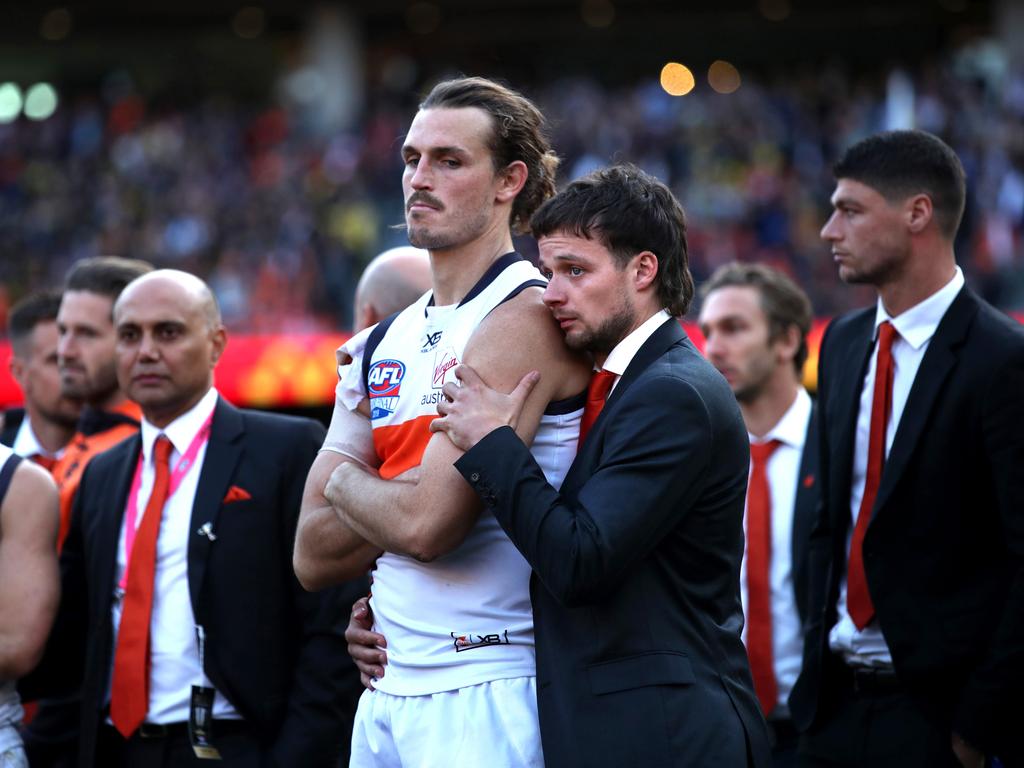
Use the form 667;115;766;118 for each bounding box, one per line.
119;414;214;590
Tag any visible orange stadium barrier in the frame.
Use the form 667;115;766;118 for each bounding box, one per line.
0;315;1018;409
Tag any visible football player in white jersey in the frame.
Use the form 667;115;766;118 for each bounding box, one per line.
294;77;590;767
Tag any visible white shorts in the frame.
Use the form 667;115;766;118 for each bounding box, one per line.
349;676;544;768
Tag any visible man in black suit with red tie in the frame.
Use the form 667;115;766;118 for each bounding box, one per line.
431;164;771;767
25;270;351;767
789;131;1024;768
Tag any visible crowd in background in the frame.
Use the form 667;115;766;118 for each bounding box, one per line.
2;46;1023;332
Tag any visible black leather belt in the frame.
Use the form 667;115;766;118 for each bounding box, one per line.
841;663;902;695
133;720;247;740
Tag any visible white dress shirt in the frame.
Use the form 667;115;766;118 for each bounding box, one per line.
110;386;240;723
740;387;812;716
829;267;965;667
11;415;63;460
598;309;673;385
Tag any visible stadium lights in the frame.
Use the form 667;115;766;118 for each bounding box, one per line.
708;60;741;94
24;83;58;120
581;0;615;28
0;83;22;123
660;62;695;96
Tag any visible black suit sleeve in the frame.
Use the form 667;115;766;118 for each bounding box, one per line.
267;418;351;768
456;374;714;607
954;345;1024;749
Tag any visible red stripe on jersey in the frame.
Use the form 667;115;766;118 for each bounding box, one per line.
373;414;438;479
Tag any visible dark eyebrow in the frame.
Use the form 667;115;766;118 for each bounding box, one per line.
402;143;470;159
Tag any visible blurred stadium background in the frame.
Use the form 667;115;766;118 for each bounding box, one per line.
1;0;1023;408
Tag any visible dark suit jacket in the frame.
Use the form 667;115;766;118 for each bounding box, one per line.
0;407;24;447
790;403;819;629
457;318;771;768
789;288;1024;761
25;397;353;768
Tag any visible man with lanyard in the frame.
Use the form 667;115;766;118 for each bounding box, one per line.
1;291;82;467
22;256;152;768
26;269;350;767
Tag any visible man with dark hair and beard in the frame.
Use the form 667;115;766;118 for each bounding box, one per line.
22;256;151;768
431;164;771;767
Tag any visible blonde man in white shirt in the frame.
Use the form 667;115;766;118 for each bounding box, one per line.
699;262;819;768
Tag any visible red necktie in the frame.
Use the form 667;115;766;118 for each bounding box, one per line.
847;321;897;630
578;370;617;450
746;439;782;716
110;435;173;738
31;454;57;473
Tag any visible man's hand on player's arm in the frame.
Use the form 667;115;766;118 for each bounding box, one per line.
328;289;588;563
293;400;382;590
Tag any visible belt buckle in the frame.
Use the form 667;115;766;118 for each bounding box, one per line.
137;722;169;739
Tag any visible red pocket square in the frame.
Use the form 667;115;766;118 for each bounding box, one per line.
223;485;252;504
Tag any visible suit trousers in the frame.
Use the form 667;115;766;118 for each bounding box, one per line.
797;663;959;768
96;722;262;768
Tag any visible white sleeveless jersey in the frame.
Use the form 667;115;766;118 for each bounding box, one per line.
0;445;23;743
362;254;582;696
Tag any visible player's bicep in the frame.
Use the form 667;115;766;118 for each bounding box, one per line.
464;292;583;445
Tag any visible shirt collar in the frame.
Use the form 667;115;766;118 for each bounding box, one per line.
140;387;219;463
873;266;964;350
11;416;61;459
750;387;811;450
600;309;672;377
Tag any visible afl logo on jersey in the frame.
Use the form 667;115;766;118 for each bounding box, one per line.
368;359;406;419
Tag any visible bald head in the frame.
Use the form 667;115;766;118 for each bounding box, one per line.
353;247;432;331
116;269;222;330
114;270;227;427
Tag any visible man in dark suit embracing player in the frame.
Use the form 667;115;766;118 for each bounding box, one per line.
789;130;1024;768
430;164;771;767
25;269;350;767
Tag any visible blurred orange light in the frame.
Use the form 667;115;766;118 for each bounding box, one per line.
40;8;72;41
660;63;695;97
758;0;791;22
581;0;615;28
232;7;265;39
708;60;741;94
407;2;441;35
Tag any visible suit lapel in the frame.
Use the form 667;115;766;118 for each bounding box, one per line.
97;436;142;608
187;398;244;619
790;402;818;624
829;311;875;530
872;287;976;518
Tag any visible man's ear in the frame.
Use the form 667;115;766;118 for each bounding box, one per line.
9;356;25;388
906;193;933;235
633;251;659;292
774;323;801;367
495;160;528;204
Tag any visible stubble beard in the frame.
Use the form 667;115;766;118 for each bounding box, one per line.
567;302;637;359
